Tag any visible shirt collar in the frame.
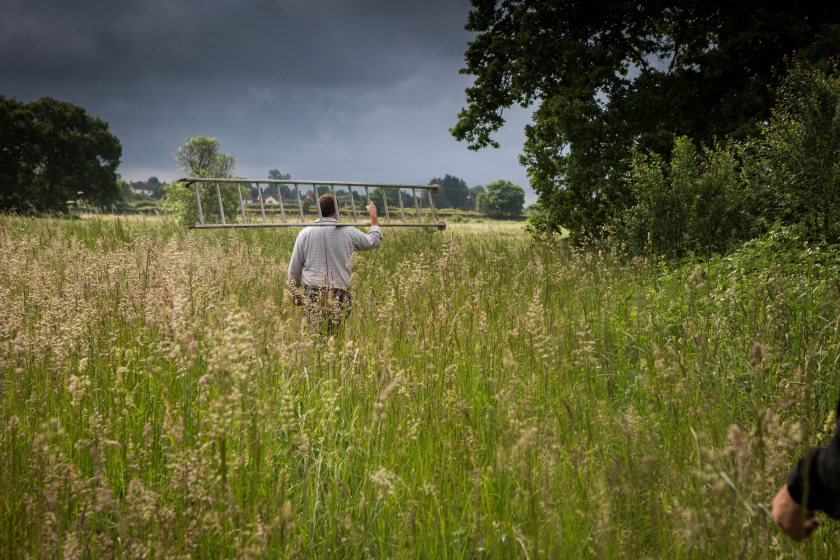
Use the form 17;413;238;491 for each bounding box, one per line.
316;217;339;223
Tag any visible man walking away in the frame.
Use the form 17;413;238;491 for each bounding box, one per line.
288;194;381;333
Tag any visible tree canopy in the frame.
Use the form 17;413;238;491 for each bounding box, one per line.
452;0;840;239
268;169;294;199
429;174;469;209
467;185;485;210
0;96;122;213
164;136;237;224
476;179;525;219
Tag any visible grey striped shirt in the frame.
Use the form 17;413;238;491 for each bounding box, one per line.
288;217;382;289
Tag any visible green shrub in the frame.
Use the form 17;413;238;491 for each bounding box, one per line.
613;137;756;258
749;64;840;241
614;63;840;257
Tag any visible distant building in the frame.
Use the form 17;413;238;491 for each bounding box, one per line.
262;195;280;205
130;181;167;199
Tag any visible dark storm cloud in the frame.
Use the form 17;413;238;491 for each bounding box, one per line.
1;0;534;197
1;0;468;85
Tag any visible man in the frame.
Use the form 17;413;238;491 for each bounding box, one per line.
287;194;381;333
772;398;840;540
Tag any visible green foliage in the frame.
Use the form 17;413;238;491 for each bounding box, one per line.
0;96;122;213
268;169;294;199
614;64;840;257
614;137;757;258
749;65;840;241
268;169;291;181
476;179;525;219
429;174;469;209
163;136;238;225
466;185;485;210
146;177;166;199
369;188;399;209
113;179;137;211
452;0;840;238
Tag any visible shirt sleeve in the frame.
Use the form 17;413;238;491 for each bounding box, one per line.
288;231;305;287
786;400;840;518
349;225;382;251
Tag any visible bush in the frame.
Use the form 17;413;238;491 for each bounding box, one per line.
613;62;840;257
748;64;840;241
613;137;757;258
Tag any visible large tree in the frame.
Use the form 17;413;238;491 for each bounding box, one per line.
452;0;840;238
0;96;122;213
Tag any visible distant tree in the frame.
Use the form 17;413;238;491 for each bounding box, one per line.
429;174;469;209
268;169;291;181
467;185;485;210
452;0;840;238
0;96;122;213
164;136;237;224
268;169;293;199
370;188;400;210
476;180;525;219
147;176;165;199
115;179;137;210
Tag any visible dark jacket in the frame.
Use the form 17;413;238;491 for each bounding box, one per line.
786;399;840;518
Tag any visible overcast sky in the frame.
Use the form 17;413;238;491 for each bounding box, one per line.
1;0;536;200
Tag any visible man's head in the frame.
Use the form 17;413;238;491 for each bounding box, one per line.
319;194;336;218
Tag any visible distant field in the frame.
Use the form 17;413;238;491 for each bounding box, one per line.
447;220;528;235
1;215;838;558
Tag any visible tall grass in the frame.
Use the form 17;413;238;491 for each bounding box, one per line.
1;215;838;558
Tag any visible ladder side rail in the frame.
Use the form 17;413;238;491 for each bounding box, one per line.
179;177;440;190
191;222;445;229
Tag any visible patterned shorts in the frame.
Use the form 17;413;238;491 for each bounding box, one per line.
303;286;352;334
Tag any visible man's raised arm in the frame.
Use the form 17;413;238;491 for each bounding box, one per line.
352;202;382;250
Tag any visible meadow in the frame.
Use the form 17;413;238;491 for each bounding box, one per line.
1;215;839;558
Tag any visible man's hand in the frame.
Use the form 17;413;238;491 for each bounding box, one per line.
772;484;820;541
366;201;379;226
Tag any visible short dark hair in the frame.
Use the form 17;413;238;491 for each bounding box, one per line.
319;194;336;217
